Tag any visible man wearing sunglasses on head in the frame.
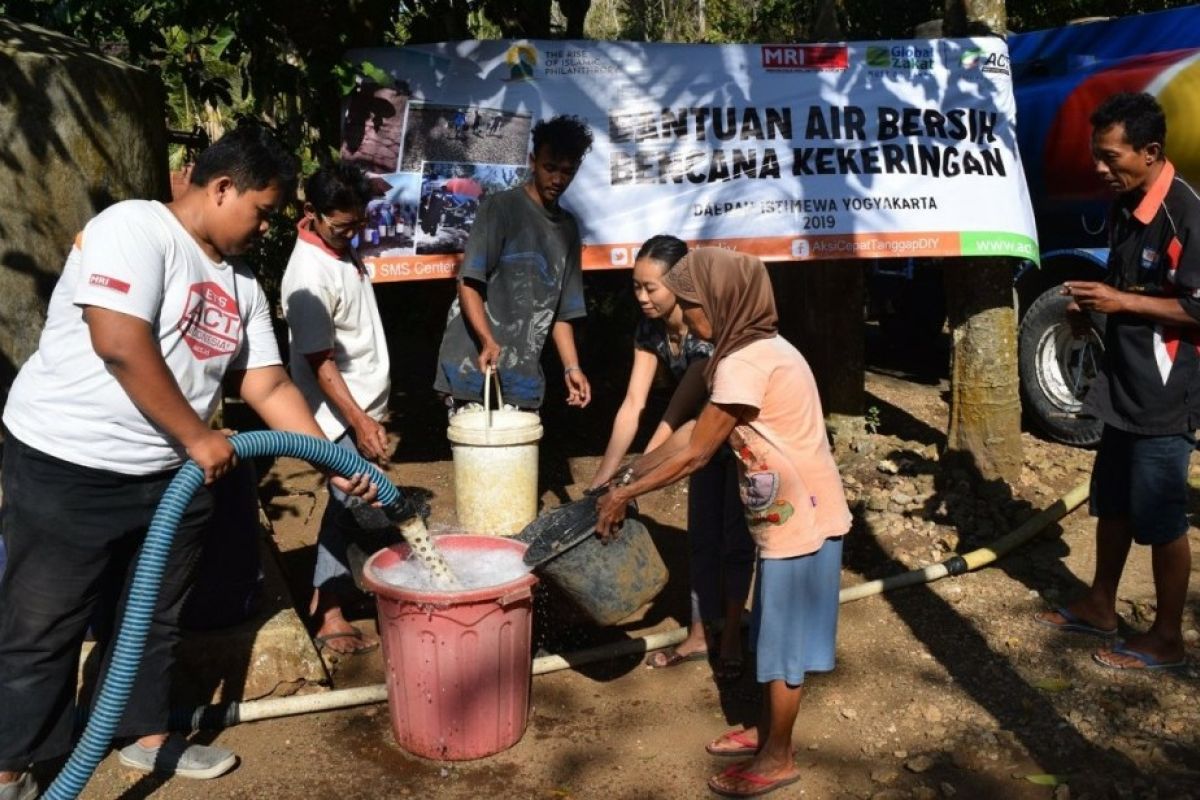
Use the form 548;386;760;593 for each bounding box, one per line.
281;163;392;657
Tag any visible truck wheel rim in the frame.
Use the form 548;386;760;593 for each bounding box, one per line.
1035;323;1102;413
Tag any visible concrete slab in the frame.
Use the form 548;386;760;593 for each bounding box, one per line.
174;517;329;703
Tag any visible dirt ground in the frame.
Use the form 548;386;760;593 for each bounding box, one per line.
75;338;1200;800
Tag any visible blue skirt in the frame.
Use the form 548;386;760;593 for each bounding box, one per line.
749;536;843;685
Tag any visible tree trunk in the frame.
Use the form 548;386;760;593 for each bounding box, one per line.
559;0;592;38
944;262;1022;480
942;0;1022;483
778;0;865;434
773;262;865;420
482;0;554;38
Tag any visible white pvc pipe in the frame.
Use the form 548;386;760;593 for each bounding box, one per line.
532;625;687;675
196;481;1089;728
235;685;388;723
838;479;1090;603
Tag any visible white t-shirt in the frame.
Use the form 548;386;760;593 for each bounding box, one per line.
281;223;390;439
3;200;281;474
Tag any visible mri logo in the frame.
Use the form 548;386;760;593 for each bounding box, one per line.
505;42;538;81
761;45;848;71
866;46;892;67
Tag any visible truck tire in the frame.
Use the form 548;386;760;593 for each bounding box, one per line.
1018;285;1104;447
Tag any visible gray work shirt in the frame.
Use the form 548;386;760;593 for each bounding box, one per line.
433;186;586;408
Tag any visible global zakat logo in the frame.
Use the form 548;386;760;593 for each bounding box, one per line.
177;281;241;360
761;44;848;71
866;46;892;67
504;42;537;81
866;44;935;70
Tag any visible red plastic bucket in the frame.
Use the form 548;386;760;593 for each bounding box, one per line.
362;534;537;760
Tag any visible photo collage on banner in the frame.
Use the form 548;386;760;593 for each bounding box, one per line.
341;79;531;277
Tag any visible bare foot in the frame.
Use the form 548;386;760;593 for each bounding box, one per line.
674;630;709;658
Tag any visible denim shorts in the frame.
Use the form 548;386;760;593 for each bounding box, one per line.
1089;425;1196;546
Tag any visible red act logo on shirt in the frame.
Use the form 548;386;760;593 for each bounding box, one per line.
177;281;241;360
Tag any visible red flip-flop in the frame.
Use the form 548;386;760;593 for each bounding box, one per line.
708;764;802;797
705;729;759;758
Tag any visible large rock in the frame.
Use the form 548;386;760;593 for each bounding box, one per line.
173;524;329;703
0;19;167;401
80;508;329;706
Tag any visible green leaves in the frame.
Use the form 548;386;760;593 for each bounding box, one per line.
1031;677;1073;693
209;27;235;59
332;60;391;97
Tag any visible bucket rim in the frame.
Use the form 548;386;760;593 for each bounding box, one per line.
446;410;543;445
520;496;603;567
446;407;541;428
362;533;538;604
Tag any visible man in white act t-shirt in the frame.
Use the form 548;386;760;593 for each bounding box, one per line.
281;163;391;656
0;126;377;799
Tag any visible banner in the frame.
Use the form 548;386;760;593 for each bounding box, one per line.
341;39;1039;283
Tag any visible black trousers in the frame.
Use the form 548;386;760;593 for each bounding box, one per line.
0;432;212;770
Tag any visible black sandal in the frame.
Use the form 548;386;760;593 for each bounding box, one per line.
713;658;744;682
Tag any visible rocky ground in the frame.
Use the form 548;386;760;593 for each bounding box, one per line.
72;353;1200;800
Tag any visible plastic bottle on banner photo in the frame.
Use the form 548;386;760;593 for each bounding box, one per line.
376;204;388;240
364;210;380;246
382;204;396;239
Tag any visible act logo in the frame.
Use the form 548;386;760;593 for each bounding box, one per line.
960;48;984;69
610;247;631;266
176;281;241;361
982;52;1010;75
504;42;538;81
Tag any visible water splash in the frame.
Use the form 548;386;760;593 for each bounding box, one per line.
396;516;461;589
373;546;531;592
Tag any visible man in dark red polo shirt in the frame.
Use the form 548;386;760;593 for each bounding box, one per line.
1036;92;1200;671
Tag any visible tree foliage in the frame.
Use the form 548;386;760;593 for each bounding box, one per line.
0;0;1191;295
0;0;404;167
2;0;1192;159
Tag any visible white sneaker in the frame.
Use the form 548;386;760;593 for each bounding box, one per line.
118;736;237;780
0;773;38;800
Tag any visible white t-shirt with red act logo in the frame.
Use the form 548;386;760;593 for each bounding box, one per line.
3;200;281;474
